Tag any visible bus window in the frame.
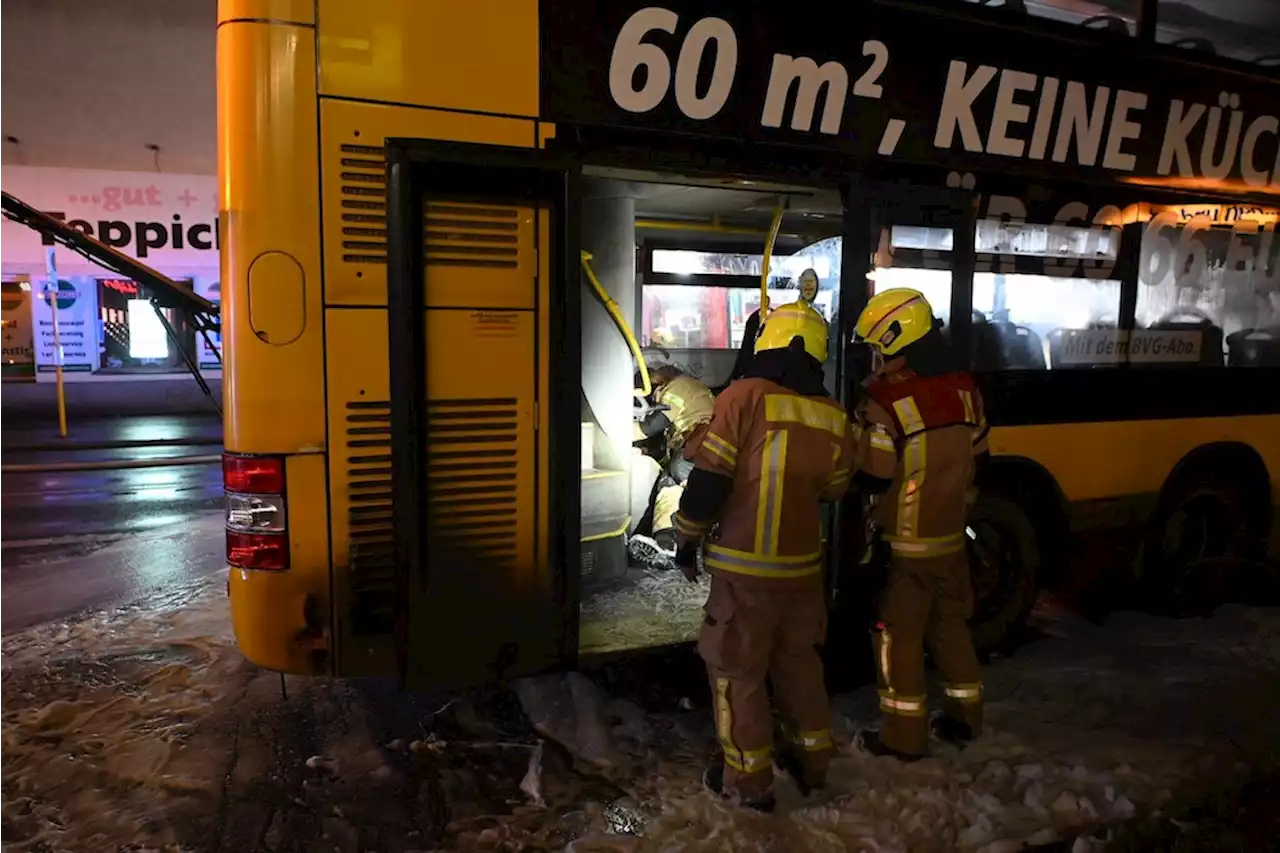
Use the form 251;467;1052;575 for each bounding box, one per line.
640;243;841;389
971;213;1122;371
962;0;1136;34
1136;215;1280;368
1154;1;1280;64
973;274;1121;370
871;226;955;330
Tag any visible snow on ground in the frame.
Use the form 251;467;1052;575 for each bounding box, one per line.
2;569;1277;853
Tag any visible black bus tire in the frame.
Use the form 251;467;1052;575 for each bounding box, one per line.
1144;467;1265;617
967;493;1040;655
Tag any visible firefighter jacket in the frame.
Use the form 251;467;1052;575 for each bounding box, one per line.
853;363;989;559
672;377;855;580
655;375;715;453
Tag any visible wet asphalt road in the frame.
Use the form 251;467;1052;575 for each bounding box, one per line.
2;414;223;541
1;415;227;632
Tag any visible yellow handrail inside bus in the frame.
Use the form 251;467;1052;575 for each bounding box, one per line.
757;201;788;320
581;250;652;399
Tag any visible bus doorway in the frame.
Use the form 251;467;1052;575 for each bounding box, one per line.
575;168;846;656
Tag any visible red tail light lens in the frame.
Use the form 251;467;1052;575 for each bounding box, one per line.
227;530;290;570
223;453;285;494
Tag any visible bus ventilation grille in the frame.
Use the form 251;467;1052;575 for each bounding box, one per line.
345;399;396;635
424;203;522;269
338;144;389;264
426;397;521;571
337;145;523;273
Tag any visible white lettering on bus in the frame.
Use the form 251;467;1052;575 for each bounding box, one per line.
762;55;849;134
608;7;737;120
757;41;887;134
602;8;1279;185
935;63;1148;171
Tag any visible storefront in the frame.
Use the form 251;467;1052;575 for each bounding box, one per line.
1;276;35;380
0;166;221;382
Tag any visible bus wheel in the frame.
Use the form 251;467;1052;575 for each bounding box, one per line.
1146;471;1260;617
967;493;1040;655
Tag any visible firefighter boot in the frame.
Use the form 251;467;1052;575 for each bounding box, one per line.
702;762;776;813
774;748;827;797
855;727;924;763
627;531;678;570
930;712;975;748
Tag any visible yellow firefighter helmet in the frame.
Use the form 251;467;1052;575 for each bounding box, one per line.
854;288;936;356
755;300;829;363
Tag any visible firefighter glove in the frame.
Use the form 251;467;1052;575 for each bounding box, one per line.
675;541;701;582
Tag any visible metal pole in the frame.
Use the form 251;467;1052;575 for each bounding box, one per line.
1136;0;1157;42
45;248;68;438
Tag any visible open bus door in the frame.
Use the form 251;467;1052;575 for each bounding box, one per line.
383;140;580;689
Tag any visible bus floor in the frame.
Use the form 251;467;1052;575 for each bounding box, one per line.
578;564;710;656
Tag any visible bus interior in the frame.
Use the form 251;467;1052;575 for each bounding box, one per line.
575;169;844;655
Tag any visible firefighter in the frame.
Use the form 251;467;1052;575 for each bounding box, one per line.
849;288;988;761
726;268;822;384
670;300;855;811
628;363;716;569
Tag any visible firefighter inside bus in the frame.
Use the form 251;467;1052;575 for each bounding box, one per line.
627;361;716;569
628;266;831;570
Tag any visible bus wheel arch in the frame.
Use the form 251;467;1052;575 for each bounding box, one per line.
1144;442;1273;614
968;456;1067;654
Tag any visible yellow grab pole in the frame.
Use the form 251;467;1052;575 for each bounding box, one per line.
758;202;787;320
45;248;68;438
581;250;652;399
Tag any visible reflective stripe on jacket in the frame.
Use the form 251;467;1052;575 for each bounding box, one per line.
676;377;855;580
854;365;988;558
655;375;716;452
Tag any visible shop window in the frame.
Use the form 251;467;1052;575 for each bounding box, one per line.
97;277;196;373
1135;215;1280;367
1;277;35;379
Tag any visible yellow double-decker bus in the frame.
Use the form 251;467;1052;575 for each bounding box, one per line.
218;0;1280;684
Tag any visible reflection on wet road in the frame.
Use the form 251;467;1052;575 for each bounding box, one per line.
1;457;223;543
1;415;227;633
0;513;226;633
2;414;223;546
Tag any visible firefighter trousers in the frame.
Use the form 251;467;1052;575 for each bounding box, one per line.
698;572;833;799
873;550;983;756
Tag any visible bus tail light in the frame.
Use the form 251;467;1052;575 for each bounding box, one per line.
224;452;290;571
226;531;290;571
223;453;285;494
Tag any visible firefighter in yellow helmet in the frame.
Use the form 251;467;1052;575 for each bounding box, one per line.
850;288;988;761
629;362;716;569
670;300;855;811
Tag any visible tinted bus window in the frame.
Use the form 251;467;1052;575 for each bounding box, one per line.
964;0;1136;34
1155;0;1280;63
1136;213;1280;367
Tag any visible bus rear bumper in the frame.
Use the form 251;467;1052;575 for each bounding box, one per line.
228;569;331;674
